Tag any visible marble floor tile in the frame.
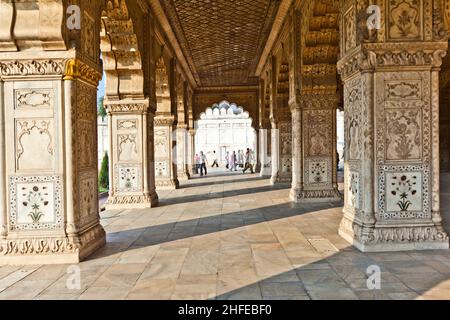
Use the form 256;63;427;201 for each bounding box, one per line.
3;172;450;300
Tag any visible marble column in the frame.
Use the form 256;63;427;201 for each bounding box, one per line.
176;125;190;181
105;101;158;209
188;128;196;176
337;1;449;251
270;115;292;184
290;95;341;202
0;56;106;265
0;79;5;239
338;1;449;251
259;128;272;177
154;115;179;190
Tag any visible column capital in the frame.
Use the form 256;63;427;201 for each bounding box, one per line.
105;99;153;115
176;123;188;130
154;114;176;126
338;42;449;80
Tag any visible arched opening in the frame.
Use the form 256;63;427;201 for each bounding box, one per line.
195;101;257;175
100;0;158;208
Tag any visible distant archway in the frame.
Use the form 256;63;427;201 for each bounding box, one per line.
195;101;257;170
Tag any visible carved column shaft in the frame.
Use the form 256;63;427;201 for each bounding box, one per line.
0;80;5;239
0;56;106;265
154;116;179;190
290;95;341;202
339;48;450;251
176;125;190;181
271;117;292;184
290;105;302;196
270;120;280;184
188;129;196;175
336;0;450;252
259;128;272;177
105;101;158;209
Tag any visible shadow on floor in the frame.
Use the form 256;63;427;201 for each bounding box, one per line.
159;184;292;206
211;247;450;300
90;201;343;261
182;176;266;189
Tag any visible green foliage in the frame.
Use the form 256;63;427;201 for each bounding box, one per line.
99;152;109;191
97;97;107;119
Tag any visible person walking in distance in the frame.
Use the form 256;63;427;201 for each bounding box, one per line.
230;151;237;172
242;148;254;174
199;151;208;176
238;150;244;168
194;153;200;174
225;151;230;170
212;151;219;168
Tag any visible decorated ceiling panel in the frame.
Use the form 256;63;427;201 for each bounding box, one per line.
159;0;281;87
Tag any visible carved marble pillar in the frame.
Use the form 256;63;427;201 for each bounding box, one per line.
270;119;280;185
188;128;196;176
0;56;106;264
0;79;5;239
176;125;190;181
259;128;272;177
105;101;158;209
154;115;179;190
336;0;450;252
290;95;341;202
270;115;292;184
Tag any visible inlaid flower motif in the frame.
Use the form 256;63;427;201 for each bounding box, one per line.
21;186;49;223
391;175;418;212
120;168;137;189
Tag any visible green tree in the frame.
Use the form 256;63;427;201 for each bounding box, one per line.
98;151;109;192
97;97;107;119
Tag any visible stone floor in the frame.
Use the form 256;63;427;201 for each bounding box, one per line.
2;170;450;300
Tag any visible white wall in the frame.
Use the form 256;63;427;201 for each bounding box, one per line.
195;102;257;165
98;115;109;169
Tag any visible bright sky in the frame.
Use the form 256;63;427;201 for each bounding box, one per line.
98;73;106;100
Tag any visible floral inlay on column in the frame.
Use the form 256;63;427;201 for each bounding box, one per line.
390;174;418;212
22;186;49;224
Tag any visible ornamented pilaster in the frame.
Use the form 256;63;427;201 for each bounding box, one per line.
337;0;449;251
105;101;158;209
154;115;179;190
259;128;272;177
188;128;196;176
176;125;190;181
0;79;5;239
0;57;106;264
290;95;342;202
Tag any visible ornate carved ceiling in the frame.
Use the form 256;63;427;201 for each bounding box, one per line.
158;0;281;88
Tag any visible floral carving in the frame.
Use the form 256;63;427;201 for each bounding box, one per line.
390;174;418;211
389;0;421;40
386;110;421;160
121;168;136;189
16;120;54;165
22;186;49;224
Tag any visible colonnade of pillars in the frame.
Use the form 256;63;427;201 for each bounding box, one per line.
0;0;449;265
